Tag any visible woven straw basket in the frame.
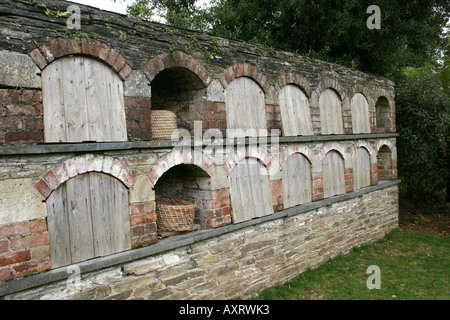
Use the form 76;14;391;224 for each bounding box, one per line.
151;110;178;140
156;198;197;232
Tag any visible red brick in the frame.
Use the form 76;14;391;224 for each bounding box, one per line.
11;233;49;251
49;38;63;58
0;117;22;130
30;219;47;234
90;40;101;57
119;64;133;80
130;204;144;216
25;118;44;130
0;268;11;282
34;179;52;199
5;132;43;144
113;54;126;72
0;241;8;254
39;43;55;64
0;251;31;267
43;169;60;190
0;222;30;240
139;99;151;109
12;258;51;278
29;49;47;70
106;49;119;67
57;38;70;56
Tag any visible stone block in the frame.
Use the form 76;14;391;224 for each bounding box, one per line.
0;51;41;88
0;179;47;227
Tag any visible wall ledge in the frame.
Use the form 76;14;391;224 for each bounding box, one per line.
0;179;400;297
0;133;398;157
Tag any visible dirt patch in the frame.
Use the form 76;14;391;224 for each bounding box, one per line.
399;197;450;237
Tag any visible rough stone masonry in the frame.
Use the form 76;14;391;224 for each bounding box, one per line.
0;0;398;299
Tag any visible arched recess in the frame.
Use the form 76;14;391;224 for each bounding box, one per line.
229;157;274;223
143;51;211;136
225;77;267;137
46;172;131;268
351;93;371;133
41;56;127;143
279;84;313;136
322;150;346;198
375;96;391;132
319;88;344;135
377;145;394;180
282;153;312;208
354;147;371;190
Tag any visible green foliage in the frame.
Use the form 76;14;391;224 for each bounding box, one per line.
127;0;153;19
395;65;450;200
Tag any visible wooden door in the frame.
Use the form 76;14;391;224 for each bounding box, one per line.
319;89;344;135
282;153;312;208
42;56;127;143
354;147;371;190
229;158;273;223
225;77;267;137
351;93;370;133
47;172;131;268
322;151;345;198
279;85;313;136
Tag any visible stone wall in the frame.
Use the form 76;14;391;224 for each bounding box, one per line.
0;0;399;299
2;185;398;300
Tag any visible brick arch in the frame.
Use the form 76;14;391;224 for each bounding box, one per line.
219;63;270;93
275;73;312;97
146;148;216;185
352;141;376;163
319;142;349;167
279;145;314;168
143;51;211;86
28;37;133;80
224;146;273;174
315;77;346;100
34;155;137;199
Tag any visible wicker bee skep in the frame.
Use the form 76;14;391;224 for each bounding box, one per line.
156;198;197;232
151;110;178;140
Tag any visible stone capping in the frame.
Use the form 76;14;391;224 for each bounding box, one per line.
0;133;399;156
219;63;271;93
34;154;137;199
28;37;133;80
143;51;212;86
0;180;400;297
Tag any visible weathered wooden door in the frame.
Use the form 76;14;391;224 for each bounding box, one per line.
322;151;345;198
351;93;370;133
229;158;273;223
282;153;312;208
42;56;127;143
225;77;267;137
46;172;131;268
319;89;344;135
279;85;313;136
354;147;371;190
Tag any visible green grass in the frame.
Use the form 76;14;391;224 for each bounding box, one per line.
254;228;449;300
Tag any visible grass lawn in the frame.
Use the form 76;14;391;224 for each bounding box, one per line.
253;228;449;300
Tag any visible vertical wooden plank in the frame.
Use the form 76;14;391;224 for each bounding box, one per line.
257;162;274;217
61;57;90;142
106;66;128;142
89;173;114;257
111;177;131;252
229;163;245;223
247;160;265;218
225;77;266;137
42;61;67;143
280;85;313;136
84;58;107;142
282;153;312;208
47;185;72;268
323;151;345;198
66;174;94;263
320;89;343;135
351;93;370;134
354;147;371;190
